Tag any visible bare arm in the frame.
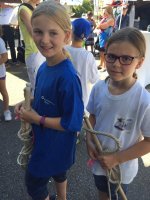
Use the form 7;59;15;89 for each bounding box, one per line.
98;136;150;170
19;8;33;36
97;18;114;30
92;19;97;30
19;107;65;131
0;52;8;65
117;137;150;164
86;114;99;160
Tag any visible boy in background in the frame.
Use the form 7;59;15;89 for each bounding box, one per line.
65;18;100;112
65;18;100;143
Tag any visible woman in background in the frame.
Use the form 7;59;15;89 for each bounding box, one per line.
97;6;115;71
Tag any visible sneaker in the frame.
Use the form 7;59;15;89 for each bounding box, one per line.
4;110;12;121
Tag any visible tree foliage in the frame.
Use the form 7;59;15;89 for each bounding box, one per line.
72;0;94;18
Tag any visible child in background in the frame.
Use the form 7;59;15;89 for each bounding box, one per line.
15;1;84;200
86;27;150;200
18;0;45;95
0;26;12;121
85;11;97;54
65;18;100;111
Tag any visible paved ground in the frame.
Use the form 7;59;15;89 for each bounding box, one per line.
0;60;150;200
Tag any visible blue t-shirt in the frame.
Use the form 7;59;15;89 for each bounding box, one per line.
28;59;84;177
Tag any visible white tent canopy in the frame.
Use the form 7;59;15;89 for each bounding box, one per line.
60;0;83;6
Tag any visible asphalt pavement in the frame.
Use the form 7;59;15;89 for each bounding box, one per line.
0;62;150;200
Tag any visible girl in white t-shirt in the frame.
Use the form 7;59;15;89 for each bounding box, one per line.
0;26;12;121
86;27;150;200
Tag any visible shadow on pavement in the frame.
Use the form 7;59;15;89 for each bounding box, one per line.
6;62;29;82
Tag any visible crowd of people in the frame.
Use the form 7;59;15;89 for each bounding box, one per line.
1;1;150;200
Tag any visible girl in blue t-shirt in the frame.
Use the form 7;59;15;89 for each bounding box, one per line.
15;1;84;200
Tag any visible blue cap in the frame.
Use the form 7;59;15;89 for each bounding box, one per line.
72;18;91;40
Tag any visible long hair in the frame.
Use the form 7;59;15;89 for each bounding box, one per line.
31;0;71;58
103;5;115;20
31;0;71;33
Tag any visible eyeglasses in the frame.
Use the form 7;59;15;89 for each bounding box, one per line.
104;53;139;65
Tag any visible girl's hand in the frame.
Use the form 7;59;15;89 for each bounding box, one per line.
86;141;100;160
14;101;25;118
19;107;40;124
98;153;119;170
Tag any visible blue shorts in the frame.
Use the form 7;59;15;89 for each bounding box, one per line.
94;175;128;200
0;76;6;80
25;170;67;200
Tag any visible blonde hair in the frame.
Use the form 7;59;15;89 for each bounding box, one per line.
31;0;71;59
31;0;71;33
103;6;115;20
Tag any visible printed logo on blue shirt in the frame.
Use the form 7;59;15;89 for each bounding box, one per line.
41;96;55;106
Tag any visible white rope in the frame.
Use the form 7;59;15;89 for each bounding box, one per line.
17;83;33;170
84;127;124;200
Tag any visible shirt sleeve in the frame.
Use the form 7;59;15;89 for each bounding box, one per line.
86;84;96;114
60;74;84;132
87;52;100;84
141;105;150;137
0;38;7;54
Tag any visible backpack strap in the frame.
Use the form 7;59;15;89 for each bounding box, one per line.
17;3;34;48
19;3;34;11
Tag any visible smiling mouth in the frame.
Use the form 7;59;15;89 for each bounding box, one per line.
41;46;53;50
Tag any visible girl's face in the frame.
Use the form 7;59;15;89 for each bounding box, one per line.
32;14;71;65
103;10;109;18
105;41;144;83
31;0;41;4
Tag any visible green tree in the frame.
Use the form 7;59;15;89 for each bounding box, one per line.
72;0;94;18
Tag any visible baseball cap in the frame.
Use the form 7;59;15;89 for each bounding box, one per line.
72;18;91;40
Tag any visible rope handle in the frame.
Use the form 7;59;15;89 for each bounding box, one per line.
83;115;128;200
23;83;31;110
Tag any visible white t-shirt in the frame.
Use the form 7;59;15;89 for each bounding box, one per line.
87;80;150;184
65;46;100;110
0;38;7;78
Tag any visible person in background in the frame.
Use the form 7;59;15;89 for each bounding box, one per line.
135;4;150;31
86;27;150;200
18;0;45;95
97;6;115;71
0;26;12;121
115;5;129;31
15;1;84;200
85;11;97;54
65;18;99;112
65;18;100;144
2;25;18;65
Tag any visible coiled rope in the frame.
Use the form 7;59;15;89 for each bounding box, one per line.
83;115;128;200
17;83;33;169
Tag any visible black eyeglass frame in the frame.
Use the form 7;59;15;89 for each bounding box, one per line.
104;53;139;65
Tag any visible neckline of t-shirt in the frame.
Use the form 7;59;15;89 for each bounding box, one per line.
45;58;69;69
105;80;138;100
